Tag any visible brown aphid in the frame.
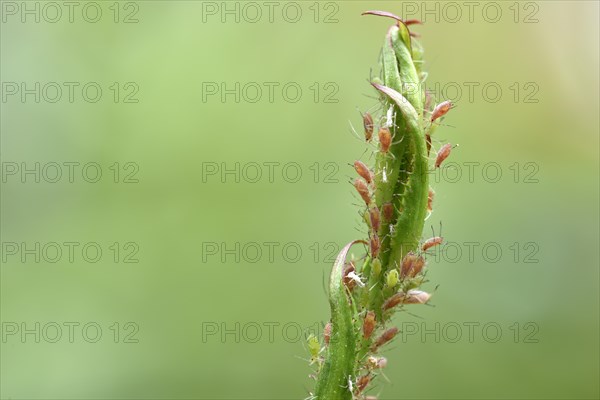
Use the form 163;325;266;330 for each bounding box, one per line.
370;234;380;258
363;311;376;339
354;178;371;205
378;127;392;153
422;236;443;252
404;19;423;25
371;327;399;351
354;160;373;184
382;293;405;311
435;143;452;168
363;112;374;141
401;251;425;278
431;100;453;122
382;202;394;221
356;374;371;394
427;188;435;212
369;206;381;232
383;290;431;310
323;322;331;346
343;262;356;290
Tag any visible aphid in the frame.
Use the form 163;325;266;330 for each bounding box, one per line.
382;202;394;221
356;374;371;394
403;289;432;304
363;311;376;339
382;292;404;310
347;375;354;393
435;143;453;168
431;100;453;122
422;236;443;252
323;322;331;346
307;334;321;363
400;251;425;278
385;269;399;289
363;112;374;141
403;19;423;26
354;160;373;184
343;262;357;290
369;206;381;232
354;178;371;205
370;234;380;258
371;327;399;351
427;188;435;212
383;290;431;309
378;127;392;153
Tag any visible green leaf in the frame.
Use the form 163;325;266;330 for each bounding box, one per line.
372;83;429;269
314;240;366;400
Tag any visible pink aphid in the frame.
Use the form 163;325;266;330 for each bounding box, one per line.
369;206;381;233
435;143;453;168
403;19;423;26
422;236;443;252
354;160;373;184
431;100;453;122
370;234;380;258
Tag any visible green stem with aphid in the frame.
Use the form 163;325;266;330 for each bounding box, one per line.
311;11;452;400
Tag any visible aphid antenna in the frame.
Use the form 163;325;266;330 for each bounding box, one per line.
432;220;443;238
377;148;398;162
362;98;383;115
353;225;369;237
362;92;383;102
358;149;374;165
378;369;392;384
427;119;456;132
294;354;313;364
347;120;363;141
390;136;405;146
433;121;457;129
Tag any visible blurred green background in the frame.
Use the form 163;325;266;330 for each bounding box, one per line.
1;1;598;399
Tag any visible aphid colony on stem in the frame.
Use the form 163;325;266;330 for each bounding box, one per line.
309;9;456;400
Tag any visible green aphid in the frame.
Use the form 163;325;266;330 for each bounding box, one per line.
403;276;425;291
307;334;321;361
386;269;399;289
